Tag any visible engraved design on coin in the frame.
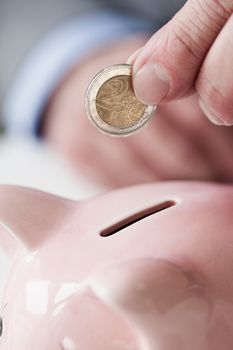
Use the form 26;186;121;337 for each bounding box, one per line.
85;64;155;136
96;75;146;128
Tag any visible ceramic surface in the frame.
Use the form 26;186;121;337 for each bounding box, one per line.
0;182;233;349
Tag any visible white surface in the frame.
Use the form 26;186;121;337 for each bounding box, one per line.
0;136;102;199
0;136;102;302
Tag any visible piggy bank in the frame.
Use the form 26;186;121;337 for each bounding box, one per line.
0;182;233;350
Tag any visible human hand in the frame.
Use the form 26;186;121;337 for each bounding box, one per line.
43;32;233;187
128;0;233;126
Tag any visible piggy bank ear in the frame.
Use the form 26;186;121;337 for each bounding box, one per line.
89;259;210;350
0;185;75;254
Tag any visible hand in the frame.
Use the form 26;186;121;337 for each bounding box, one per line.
128;0;233;126
43;35;233;188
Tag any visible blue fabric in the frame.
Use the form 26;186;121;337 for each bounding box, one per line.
3;10;155;136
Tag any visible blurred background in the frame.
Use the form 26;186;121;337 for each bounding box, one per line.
0;0;103;199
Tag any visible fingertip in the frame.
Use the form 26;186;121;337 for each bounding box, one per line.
199;98;233;126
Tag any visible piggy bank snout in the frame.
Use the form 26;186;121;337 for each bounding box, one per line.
89;259;209;350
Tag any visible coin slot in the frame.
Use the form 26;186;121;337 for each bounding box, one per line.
100;200;176;237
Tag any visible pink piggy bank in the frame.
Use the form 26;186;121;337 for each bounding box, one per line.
0;182;233;350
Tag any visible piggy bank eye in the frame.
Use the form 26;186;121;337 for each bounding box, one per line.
0;317;2;336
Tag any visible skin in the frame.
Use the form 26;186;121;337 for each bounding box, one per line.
128;0;233;126
44;34;233;188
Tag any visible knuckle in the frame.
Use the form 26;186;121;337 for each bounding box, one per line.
171;19;204;61
210;0;233;17
170;0;233;61
199;0;233;21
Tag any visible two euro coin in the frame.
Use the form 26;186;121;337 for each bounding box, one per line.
85;64;155;136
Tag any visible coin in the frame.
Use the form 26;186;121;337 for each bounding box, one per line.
85;64;155;136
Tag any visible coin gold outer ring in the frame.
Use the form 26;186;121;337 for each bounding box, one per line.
85;64;156;136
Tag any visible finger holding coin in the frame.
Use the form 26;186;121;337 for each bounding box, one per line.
85;64;155;136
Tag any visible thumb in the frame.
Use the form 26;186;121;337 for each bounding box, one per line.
130;0;233;105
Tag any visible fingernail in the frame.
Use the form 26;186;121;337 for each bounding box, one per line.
199;99;230;126
133;62;170;105
127;47;142;65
